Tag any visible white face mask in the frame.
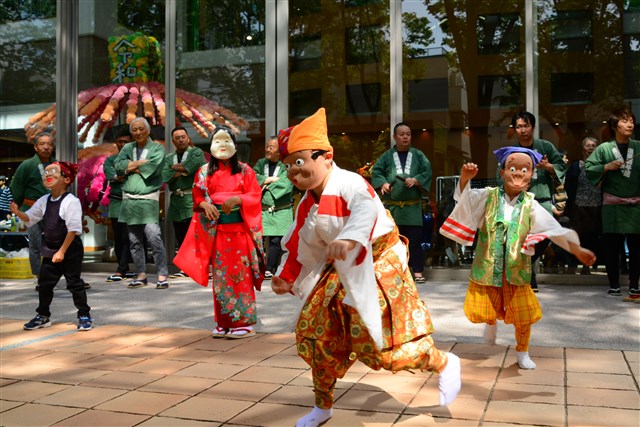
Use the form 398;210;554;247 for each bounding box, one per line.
210;130;237;160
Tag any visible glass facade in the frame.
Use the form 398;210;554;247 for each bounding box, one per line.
0;0;638;264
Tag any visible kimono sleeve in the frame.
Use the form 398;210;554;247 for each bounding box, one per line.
439;182;488;245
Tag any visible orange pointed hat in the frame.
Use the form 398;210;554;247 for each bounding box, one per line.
278;108;333;158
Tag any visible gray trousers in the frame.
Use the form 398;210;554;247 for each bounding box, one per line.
28;222;44;276
127;223;168;276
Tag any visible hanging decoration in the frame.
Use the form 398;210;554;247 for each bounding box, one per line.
22;32;250;227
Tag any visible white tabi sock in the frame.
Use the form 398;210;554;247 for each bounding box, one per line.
483;323;497;345
439;352;462;406
517;351;536;369
296;406;333;427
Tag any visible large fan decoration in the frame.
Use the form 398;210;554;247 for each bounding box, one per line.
23;33;249;226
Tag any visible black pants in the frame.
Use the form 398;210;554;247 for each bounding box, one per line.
265;236;283;272
37;237;90;318
111;219;132;275
173;219;191;249
398;225;424;274
603;233;640;289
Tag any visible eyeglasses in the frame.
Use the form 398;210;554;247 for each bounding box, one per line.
43;168;61;177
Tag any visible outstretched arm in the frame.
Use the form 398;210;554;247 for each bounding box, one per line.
459;162;478;192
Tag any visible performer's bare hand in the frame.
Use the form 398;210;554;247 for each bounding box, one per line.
404;177;417;188
326;239;357;261
569;243;596;266
459;162;478;190
271;276;293;294
264;176;278;185
380;183;392;195
221;196;241;214
605;160;624;171
537;155;554;173
9;201;19;215
200;202;220;221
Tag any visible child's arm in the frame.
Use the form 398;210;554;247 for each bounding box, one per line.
458;162;478;192
52;231;76;263
567;242;596;267
9;202;29;223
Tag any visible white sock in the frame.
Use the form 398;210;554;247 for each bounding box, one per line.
483;323;497;345
296;406;333;427
517;351;536;369
438;352;461;406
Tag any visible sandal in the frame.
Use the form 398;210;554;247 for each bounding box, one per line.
106;274;124;282
169;271;188;278
155;280;169;289
211;326;228;338
415;276;426;283
128;278;148;289
227;327;255;339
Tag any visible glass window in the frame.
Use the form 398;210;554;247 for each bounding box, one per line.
0;0;57;204
345;24;385;65
346;83;381;115
550;10;592;52
184;1;264;51
291;88;322;118
537;0;639;161
408;78;448;111
404;2;525;183
290;34;322;72
288;1;390;172
477;75;521;108
477;13;521;55
550;73;593;104
177;0;266;163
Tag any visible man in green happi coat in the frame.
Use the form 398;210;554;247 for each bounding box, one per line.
371;122;432;283
253;135;294;277
11;132;55;285
585;107;640;298
115;117;169;289
162;126;206;278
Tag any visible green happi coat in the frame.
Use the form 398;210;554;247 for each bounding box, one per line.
497;139;567;213
103;154;124;219
253;157;294;236
10;154;53;211
162;146;206;222
115;139;165;225
371;146;431;226
585;139;640;234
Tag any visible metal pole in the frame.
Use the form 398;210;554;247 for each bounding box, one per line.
389;0;402;146
165;0;177;264
525;0;539;138
55;0;78;164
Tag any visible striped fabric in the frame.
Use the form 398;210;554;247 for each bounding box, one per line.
463;278;542;352
441;216;476;244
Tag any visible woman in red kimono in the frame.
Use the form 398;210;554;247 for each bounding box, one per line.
175;126;265;338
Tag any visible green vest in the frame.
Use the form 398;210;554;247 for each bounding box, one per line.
470;187;534;287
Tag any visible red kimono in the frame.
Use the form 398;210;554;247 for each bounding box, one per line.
174;161;265;328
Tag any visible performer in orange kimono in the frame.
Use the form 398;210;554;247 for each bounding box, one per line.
174;126;265;338
271;108;461;427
